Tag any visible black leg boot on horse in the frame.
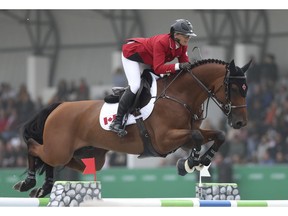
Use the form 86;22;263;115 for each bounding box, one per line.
109;86;136;137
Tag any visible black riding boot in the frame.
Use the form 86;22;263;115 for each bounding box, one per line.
109;87;136;137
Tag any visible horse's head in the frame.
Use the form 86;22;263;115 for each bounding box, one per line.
159;58;252;130
223;59;252;129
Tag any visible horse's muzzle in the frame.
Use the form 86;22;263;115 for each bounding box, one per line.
228;114;247;129
232;120;247;129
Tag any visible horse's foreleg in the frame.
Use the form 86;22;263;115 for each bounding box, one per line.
13;154;36;192
176;130;204;176
198;129;226;166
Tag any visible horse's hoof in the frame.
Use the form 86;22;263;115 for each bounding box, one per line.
29;188;41;197
184;160;196;173
187;157;200;169
29;187;49;198
13;181;24;191
195;164;204;171
176;158;188;176
30;182;53;198
13;179;36;192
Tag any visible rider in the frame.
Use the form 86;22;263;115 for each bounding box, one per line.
109;19;197;137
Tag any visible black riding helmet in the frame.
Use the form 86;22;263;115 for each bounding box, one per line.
170;19;197;37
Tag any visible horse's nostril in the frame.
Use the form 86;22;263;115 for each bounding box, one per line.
237;122;242;127
236;121;246;128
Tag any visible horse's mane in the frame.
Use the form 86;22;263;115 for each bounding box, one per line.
190;58;228;69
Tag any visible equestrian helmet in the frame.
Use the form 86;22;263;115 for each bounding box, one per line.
170;19;197;37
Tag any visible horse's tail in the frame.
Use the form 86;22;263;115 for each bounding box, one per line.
22;102;62;175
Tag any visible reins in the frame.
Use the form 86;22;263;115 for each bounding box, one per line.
155;61;247;121
154;70;197;118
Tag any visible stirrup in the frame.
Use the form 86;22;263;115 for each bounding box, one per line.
110;127;127;137
109;122;128;137
117;129;127;137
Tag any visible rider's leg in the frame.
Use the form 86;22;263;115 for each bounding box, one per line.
109;53;141;136
109;86;136;135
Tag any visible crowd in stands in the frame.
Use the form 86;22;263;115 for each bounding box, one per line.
0;78;90;167
1;53;287;169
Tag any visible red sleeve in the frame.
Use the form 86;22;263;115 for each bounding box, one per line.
152;41;177;75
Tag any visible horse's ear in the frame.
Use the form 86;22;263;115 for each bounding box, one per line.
241;59;253;73
229;59;236;71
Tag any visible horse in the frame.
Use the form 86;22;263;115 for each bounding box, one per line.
13;58;252;198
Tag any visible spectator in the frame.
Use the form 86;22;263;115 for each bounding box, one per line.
226;129;246;164
77;78;90;100
260;53;279;88
247;56;261;86
0;108;8;133
15;84;35;125
213;152;233;183
54;79;69;102
68;80;78;101
275;151;286;164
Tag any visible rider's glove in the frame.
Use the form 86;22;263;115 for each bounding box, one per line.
179;62;192;71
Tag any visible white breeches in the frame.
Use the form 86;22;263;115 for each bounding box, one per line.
121;53;151;94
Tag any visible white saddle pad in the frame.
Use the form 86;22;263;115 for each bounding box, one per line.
99;73;158;130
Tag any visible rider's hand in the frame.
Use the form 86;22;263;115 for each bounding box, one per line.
179;62;192;71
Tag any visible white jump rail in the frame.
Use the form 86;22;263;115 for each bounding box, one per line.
2;197;288;207
0;198;49;207
81;198;288;207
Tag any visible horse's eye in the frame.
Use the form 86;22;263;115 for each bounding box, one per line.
230;85;238;93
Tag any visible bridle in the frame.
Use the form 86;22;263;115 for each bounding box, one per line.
189;64;248;118
155;64;247;121
222;65;247;116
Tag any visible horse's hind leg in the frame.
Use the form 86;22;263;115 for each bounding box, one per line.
13;154;37;192
29;165;54;198
24;138;55;197
177;130;204;176
14;138;54;197
65;157;85;172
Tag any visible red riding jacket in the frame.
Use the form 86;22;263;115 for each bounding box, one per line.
122;34;189;75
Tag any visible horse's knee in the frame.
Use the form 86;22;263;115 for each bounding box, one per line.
191;130;204;145
211;131;226;152
216;131;226;144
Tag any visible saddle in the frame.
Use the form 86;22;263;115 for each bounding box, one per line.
104;69;153;110
104;70;167;158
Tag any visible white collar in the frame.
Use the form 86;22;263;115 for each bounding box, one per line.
175;43;180;49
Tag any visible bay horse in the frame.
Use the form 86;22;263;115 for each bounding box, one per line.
13;58;251;198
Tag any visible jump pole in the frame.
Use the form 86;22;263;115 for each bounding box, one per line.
81;198;199;207
1;197;288;207
81;198;288;207
0;198;49;207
